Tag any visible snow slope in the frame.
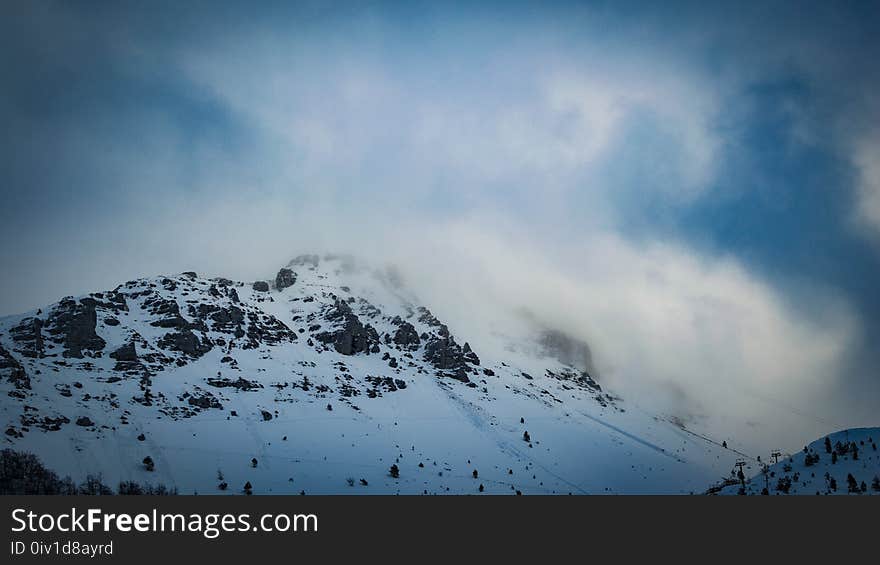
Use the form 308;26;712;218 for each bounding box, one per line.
710;427;880;495
1;254;746;494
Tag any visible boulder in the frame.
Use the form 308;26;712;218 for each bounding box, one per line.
109;342;137;362
275;268;296;291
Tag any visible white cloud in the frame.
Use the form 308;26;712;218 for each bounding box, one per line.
372;218;857;451
2;4;869;453
174;32;724;211
853;133;880;236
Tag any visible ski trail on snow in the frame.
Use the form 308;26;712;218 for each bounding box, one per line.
573;408;686;464
433;377;591;494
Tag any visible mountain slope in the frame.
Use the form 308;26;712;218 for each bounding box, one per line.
1;254;742;494
709;427;880;495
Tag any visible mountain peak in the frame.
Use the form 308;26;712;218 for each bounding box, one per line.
0;256;751;494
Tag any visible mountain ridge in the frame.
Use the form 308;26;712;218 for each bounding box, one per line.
0;254;773;494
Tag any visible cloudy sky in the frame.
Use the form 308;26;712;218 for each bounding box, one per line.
2;1;878;447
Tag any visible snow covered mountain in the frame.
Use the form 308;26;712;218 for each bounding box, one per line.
1;253;750;494
709;427;880;495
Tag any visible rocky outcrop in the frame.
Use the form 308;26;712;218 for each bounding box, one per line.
189;303;245;334
243;312;297;349
252;281;269;292
275;268;296;291
417;307;443;328
187;393;222;410
44;298;106;358
158;329;212;358
206;377;262;391
462;342;480;365
539;329;595;373
391;317;421;351
0;344;29;390
109;340;141;373
315;300;379;355
145;296;190;329
109;342;137;362
90;290;128;313
423;324;479;383
9;317;44;358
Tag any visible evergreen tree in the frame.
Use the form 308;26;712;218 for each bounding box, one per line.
824;436;832;453
389;464;400;478
847;473;859;493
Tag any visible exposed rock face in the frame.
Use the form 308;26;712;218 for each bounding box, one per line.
44;298;106;358
242;312;297;349
462;342;480;366
206;377;262;391
188;393;222;410
412;307;481;382
9;317;44;358
417;307;443;328
89;290;129;313
391;317;421;351
252;281;270;292
146;296;189;329
158;330;212;358
315;300;379;355
75;417;94;427
109;342;137;363
423;325;477;383
275;268;296;291
189;303;245;334
0;344;29;390
539;329;595;374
